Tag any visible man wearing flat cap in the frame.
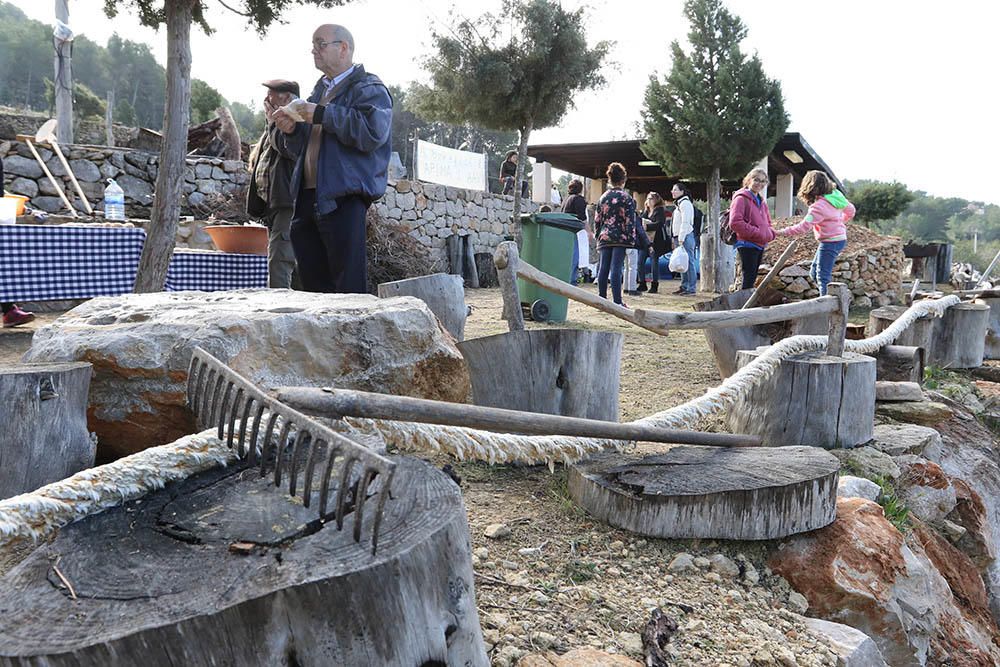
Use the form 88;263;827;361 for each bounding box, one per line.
273;24;392;294
246;79;300;288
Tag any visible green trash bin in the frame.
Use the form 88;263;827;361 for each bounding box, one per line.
517;212;585;322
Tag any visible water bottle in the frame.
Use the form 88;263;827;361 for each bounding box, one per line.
104;178;126;221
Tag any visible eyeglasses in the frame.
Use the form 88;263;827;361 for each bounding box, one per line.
753;178;769;184
313;39;344;50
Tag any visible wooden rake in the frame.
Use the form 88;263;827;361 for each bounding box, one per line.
186;347;396;554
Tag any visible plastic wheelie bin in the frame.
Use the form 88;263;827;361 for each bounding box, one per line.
517;212;585;322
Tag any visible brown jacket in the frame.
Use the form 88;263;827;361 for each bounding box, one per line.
246;122;296;217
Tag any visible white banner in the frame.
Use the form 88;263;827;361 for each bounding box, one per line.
415;140;486;192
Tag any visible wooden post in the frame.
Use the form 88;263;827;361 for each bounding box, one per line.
105;89;115;147
53;0;73;145
694;289;771;379
826;282;850;357
742;239;798;310
977;248;1000;288
493;241;525;332
908;279;920;304
462;236;480;288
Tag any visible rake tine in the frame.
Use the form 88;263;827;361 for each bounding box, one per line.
336;456;358;530
237;396;256;459
301;438;326;508
369;467;396;555
259;412;280;477
197;368;217;427
318;444;341;517
273;420;294;487
287;429;311;498
186;357;204;416
246;403;266;466
352;467;377;543
216;381;235;440
206;371;226;427
226;388;245;449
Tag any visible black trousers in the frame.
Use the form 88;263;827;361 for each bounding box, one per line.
290;189;368;294
738;245;764;290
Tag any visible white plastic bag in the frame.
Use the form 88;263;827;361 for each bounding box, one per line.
669;244;689;273
279;98;310;122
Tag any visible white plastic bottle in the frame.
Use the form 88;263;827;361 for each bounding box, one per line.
104;178;126;221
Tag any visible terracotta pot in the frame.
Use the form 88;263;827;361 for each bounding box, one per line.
203;225;268;255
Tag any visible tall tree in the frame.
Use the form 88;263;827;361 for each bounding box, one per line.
845;180;914;227
641;0;787;292
411;0;610;225
102;0;348;292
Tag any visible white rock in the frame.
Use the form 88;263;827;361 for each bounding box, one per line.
803;617;887;666
709;554;741;578
618;631;643;655
871;424;942;457
837;475;881;502
667;553;696;572
787;590;809;613
484;523;511;540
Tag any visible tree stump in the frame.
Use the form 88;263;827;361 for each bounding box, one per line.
568;447;840;540
378;273;467;341
0;363;94;500
870;303;988;368
865;345;925;384
457;329;622;420
980;295;1000;359
0;456;487;666
725;348;876;448
694;289;770;379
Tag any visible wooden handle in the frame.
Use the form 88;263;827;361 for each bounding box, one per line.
742;239;798;310
274;386;764;448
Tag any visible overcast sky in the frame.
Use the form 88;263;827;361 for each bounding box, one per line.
10;1;1000;204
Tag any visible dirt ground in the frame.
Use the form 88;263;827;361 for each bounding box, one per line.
1;286;845;666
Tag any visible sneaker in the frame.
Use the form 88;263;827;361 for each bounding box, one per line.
2;307;35;328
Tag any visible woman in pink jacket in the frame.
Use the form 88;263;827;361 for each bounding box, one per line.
775;170;856;296
729;168;776;290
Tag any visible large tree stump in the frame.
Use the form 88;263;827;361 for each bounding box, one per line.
870;302;988;368
980;294;1000;359
0;363;94;500
725;348;876;448
568;447;839;540
0;456;487;666
694;289;770;378
457;329;622;420
864;345;925;384
378;273;467;341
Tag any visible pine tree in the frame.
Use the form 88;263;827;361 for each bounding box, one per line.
641;0;787;292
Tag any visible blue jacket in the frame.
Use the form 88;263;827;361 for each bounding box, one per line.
279;64;393;216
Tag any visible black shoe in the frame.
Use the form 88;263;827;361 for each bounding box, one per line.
636;281;648;293
648;282;658;294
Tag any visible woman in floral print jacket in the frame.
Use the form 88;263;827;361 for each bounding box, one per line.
594;162;637;306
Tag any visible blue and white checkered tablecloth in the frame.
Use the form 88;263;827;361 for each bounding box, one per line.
164;249;268;292
0;224;146;301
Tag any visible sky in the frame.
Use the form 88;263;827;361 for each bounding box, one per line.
9;0;1000;204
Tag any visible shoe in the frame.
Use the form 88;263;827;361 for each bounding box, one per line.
636;281;648;293
648;282;658;294
625;290;639;296
673;287;686;294
679;290;697;296
2;307;35;328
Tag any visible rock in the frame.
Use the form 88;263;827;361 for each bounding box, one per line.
187;191;206;208
854;295;873;309
7;177;38;198
29;195;66;213
497;645;525;667
529;631;557;649
940;519;967;543
742;561;760;585
870;424;942;457
484;523;511;540
116;174;153;204
785;277;810;294
947;479;995;569
194;163;213;179
779;264;811;278
474;546;489;559
704;572;722;583
23;291;470;459
837;475;881;502
769;497;1000;666
802;617;887;667
667;553;696;573
876;401;953;425
709;554;741;578
67;159;101;183
693;556;710;569
894;458;957;524
787;590;809;613
617;631;643;655
874;381;924;402
516;648;641;667
830;446;900;481
3;155;43;179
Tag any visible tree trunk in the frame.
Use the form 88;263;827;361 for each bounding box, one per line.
701;166;730;293
133;0;194;293
0;457;488;666
512;123;533;244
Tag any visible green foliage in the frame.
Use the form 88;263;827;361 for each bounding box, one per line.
561;559;597;583
44;80;107;120
546;469;587;518
640;0;788;181
189;79;224;124
103;0;349;37
846;180;914;226
922;365;952;390
873;475;910;533
230;101;266;142
114;98;137;126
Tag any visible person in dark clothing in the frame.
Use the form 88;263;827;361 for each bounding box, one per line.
247;78;300;288
0;155;34;328
273;24;392;294
499;151;528;198
643;192;671;293
561;178;588;284
593;162;636;307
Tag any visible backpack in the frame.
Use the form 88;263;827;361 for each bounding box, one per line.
719;209;737;245
692;206;704;237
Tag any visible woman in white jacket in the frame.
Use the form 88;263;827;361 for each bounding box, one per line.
670;182;697;295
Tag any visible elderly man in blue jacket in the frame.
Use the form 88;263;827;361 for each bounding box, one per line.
273;24;392;294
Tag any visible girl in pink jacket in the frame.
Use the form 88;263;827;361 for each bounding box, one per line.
776;170;856;296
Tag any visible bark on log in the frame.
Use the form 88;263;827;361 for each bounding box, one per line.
378;273;467;341
978;297;1000;360
864;345;925;384
568;447;840;540
870;302;988;369
457;329;622;421
493;242;525;332
0;363;94;500
725;348;876;448
875;381;924;402
0;457;487;666
693;290;770;379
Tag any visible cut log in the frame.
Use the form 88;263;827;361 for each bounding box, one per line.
725;348;876;448
875;381;924;402
0;456;487;666
0;363;94;500
462;236;480;289
378;273;467;341
474;252;498;288
693;290;770;378
869;305;935;356
978;296;1000;360
870;302;988;369
568;447;840;540
864;345;925;384
457;329;622;421
493;242;525;332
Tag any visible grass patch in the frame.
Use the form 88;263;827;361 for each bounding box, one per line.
547;468;587;518
872;475;910;533
562;559;597;583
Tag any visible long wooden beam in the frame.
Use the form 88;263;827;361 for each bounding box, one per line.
275;386;764;448
633;295;839;331
742;239;798;310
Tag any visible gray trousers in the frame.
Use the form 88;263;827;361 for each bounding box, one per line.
266;207;296;288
